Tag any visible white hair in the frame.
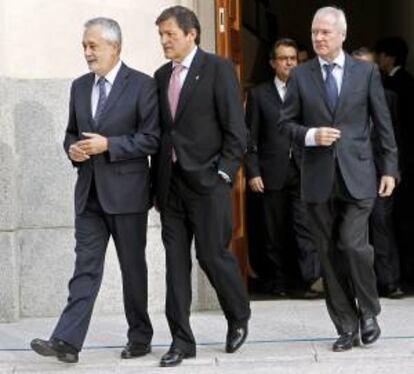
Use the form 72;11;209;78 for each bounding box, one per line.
84;17;122;46
313;6;347;36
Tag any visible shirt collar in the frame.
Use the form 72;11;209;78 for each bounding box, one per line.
274;76;287;91
389;65;402;76
318;50;345;69
172;46;198;70
94;59;122;86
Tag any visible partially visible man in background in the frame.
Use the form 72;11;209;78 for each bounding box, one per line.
297;44;311;64
352;47;403;299
375;36;414;285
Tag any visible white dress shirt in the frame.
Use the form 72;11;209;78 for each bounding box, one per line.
274;76;287;102
91;59;122;117
172;46;198;87
389;65;401;77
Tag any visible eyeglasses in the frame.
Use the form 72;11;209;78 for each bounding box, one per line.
275;56;297;62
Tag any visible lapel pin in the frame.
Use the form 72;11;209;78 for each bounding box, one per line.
195;75;200;80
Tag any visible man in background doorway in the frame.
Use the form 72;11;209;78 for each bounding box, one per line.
245;38;321;299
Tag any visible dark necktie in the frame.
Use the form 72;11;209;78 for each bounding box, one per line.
94;76;108;123
323;63;339;111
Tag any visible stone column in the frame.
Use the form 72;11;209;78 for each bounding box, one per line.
0;79;19;322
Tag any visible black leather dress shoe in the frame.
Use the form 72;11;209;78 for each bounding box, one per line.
271;288;289;298
225;325;248;353
121;342;151;359
300;289;320;299
31;338;57;357
385;287;405;299
360;317;381;345
159;348;196;367
332;332;360;352
31;338;79;363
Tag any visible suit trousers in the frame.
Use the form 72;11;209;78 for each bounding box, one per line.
263;160;320;288
51;183;152;350
306;168;380;335
160;165;251;354
370;194;401;290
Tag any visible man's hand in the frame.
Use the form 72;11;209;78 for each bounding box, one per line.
249;176;264;193
378;175;395;197
77;132;108;156
314;127;341;146
68;143;90;162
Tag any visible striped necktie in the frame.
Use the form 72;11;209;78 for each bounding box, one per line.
94;76;108;123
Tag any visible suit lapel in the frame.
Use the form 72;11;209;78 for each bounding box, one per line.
309;57;333;114
267;80;283;104
174;48;205;122
80;73;95;131
335;54;354;116
161;63;174;124
97;63;129;128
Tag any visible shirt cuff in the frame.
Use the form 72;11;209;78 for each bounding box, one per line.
218;170;231;183
305;128;318;146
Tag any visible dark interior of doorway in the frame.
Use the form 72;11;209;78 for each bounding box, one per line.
242;0;414;298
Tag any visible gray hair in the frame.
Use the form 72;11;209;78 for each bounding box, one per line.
84;17;122;46
313;6;347;36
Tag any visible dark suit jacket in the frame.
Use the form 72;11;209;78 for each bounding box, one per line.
383;68;414;171
245;80;301;190
372;89;401;176
64;63;160;215
153;48;246;207
278;54;398;203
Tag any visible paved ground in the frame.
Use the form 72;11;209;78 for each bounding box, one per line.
0;298;413;373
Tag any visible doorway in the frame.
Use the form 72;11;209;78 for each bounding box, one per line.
213;0;414;296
